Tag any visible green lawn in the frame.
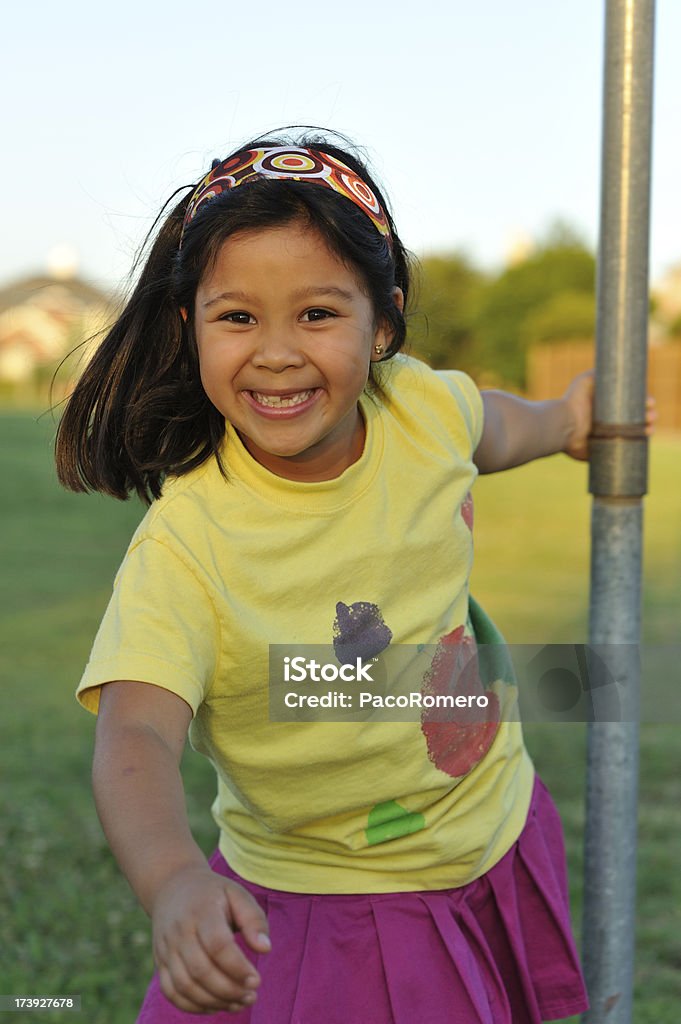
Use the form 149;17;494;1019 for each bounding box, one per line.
1;412;679;1023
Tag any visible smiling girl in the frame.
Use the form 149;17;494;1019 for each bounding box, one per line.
191;221;401;481
56;134;598;1023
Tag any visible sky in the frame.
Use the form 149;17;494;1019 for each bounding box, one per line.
3;0;679;292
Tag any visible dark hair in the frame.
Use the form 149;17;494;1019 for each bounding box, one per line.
55;129;412;505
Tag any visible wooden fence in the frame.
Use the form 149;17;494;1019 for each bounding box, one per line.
526;340;681;431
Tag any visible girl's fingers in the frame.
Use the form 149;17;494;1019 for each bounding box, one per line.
158;960;237;1015
174;941;258;1010
225;882;272;955
196;920;262;990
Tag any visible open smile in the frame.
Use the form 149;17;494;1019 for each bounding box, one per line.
242;388;323;418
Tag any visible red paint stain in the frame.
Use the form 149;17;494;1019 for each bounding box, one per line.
420;625;499;778
461;491;474;531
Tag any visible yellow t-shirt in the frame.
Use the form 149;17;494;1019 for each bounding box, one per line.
77;354;534;893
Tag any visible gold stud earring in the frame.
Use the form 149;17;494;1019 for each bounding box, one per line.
374;345;384;356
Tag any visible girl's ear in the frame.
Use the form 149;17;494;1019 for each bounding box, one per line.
180;307;188;323
371;287;405;360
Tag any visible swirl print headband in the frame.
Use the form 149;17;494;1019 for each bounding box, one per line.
181;147;392;249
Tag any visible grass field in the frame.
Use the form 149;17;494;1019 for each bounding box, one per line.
1;410;679;1023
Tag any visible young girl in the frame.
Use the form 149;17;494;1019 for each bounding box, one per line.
58;132;596;1023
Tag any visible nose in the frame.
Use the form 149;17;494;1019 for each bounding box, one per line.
251;325;306;372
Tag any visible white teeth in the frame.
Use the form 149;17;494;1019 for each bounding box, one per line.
251;389;314;408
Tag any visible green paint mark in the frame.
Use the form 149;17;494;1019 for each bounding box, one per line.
468;594;516;687
417;643;426;654
365;800;426;846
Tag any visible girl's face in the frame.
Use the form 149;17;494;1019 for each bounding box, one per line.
193;220;400;482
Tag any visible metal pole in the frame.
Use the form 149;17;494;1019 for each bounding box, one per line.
582;2;655;1023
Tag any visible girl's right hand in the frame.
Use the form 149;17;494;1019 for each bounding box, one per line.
151;864;272;1014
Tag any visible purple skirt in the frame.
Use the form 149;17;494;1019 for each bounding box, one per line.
136;774;589;1023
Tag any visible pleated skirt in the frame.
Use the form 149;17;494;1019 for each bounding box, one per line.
136;774;589;1023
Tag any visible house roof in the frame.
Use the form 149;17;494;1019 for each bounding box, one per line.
0;274;113;314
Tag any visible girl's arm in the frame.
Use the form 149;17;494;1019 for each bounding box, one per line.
93;680;206;912
474;369;601;474
93;681;271;1014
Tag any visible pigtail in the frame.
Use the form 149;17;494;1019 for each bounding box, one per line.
54;193;226;507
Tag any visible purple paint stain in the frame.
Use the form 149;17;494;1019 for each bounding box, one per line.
333;601;393;664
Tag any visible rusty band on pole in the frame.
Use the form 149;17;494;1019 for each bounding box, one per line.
589;423;648;497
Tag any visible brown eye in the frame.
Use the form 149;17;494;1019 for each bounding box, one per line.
303;309;335;322
221;311;253;324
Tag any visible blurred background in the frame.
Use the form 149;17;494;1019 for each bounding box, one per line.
2;0;681;410
1;2;679;1021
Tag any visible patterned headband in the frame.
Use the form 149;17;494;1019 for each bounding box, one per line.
180;146;392;249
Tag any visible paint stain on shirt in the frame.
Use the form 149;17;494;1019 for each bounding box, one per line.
420;625;500;778
333;601;393;664
365;800;426;845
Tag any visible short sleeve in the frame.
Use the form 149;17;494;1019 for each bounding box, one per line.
76;537;219;717
434;370;485;454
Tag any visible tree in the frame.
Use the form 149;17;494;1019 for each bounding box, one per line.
474;224;596;388
520;290;596;348
406;253;487;372
668;313;681;340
